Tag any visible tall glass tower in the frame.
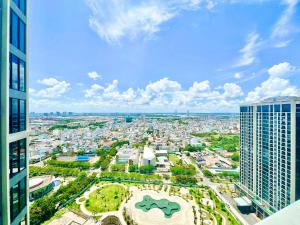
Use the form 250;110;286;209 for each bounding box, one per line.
0;0;28;224
238;96;300;219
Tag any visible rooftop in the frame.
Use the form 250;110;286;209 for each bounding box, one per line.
241;96;300;106
256;200;300;225
261;96;300;103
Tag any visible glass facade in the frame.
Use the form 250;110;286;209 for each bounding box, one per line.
6;1;28;224
10;9;26;53
296;104;300;200
9;139;26;178
255;103;292;211
10;53;26;92
10;177;27;222
0;4;2;223
9;98;26;133
13;0;26;15
240;99;300;218
240;106;254;194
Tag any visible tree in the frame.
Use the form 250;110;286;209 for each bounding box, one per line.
76;149;85;155
171;165;196;176
53;145;63;154
50;153;57;160
232;163;238;169
172;175;197;185
129;164;139;173
139;165;155;174
202;169;214;177
101;159;110;171
184;144;205;152
231;153;240;162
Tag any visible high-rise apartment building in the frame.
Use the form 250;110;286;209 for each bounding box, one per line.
237;96;300;219
1;0;28;224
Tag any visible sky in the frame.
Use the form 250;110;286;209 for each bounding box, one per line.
29;0;300;113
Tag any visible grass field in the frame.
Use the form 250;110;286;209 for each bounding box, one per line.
85;184;128;213
168;154;181;165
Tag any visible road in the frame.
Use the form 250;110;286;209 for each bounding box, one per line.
182;153;253;225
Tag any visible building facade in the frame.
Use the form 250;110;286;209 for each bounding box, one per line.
238;96;300;219
1;0;29;224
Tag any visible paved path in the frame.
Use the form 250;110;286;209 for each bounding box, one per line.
182;153;251;225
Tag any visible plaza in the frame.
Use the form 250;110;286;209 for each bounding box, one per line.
125;187;194;225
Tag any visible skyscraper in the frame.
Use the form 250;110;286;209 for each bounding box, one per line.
1;0;28;224
237;96;300;219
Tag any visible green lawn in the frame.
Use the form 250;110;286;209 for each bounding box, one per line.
168;154;181;165
85;184;128;213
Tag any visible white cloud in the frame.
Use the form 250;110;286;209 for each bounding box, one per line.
246;77;299;102
189;80;210;93
78;77;244;112
33;78;70;98
84;84;104;97
145;78;181;93
267;62;297;78
235;32;261;67
88;71;102;80
271;0;299;42
85;0;181;43
234;72;242;79
232;0;298;68
29;88;36;94
30;66;299;112
246;62;300;102
85;0;279;44
103;79;119;93
223;83;244;98
38;78;61;86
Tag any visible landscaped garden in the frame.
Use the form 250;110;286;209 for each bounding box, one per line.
168;154;182;165
85;184;129;213
135;195;181;218
192;132;240;152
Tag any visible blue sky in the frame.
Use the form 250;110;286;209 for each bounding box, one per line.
29;0;300;113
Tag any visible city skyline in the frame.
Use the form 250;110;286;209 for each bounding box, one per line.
29;0;300;113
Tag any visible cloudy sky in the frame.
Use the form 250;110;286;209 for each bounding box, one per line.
29;0;300;113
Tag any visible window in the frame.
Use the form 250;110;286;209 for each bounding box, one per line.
20;0;26;14
11;184;19;221
20;100;26;131
10;98;19;133
19;60;26;91
10;54;19;90
13;0;26;15
13;0;20;6
10;10;19;48
10;9;26;53
9;98;26;133
9;54;26;92
257;106;262;112
10;177;27;222
274;104;281;112
9;139;26;177
20;178;26;209
9;141;19;177
19;20;26;53
19;139;26;171
282;104;291;112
